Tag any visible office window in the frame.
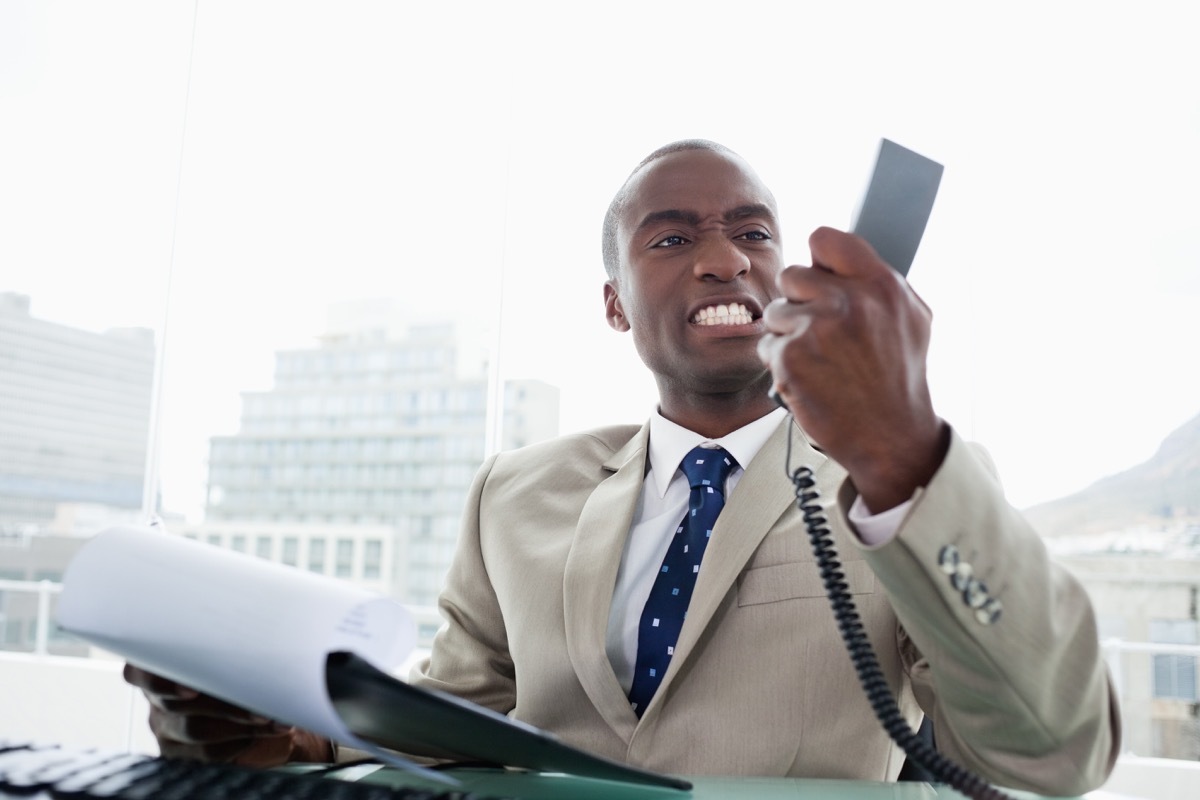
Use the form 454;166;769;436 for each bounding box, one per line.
230;535;246;553
255;536;273;559
363;540;382;579
335;538;354;578
282;537;299;566
308;539;326;573
1151;619;1199;701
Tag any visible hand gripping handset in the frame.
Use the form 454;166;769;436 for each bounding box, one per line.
778;141;1014;800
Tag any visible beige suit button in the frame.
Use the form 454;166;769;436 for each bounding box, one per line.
951;561;974;591
938;545;960;574
963;578;989;609
975;597;1003;625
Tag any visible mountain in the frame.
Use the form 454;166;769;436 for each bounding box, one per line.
1022;411;1200;537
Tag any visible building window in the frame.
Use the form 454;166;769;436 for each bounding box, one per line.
1151;619;1199;701
255;536;272;559
282;537;299;567
308;538;326;573
336;538;354;578
207;534;221;547
363;540;382;579
230;535;246;553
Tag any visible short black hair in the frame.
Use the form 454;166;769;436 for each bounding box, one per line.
600;139;739;280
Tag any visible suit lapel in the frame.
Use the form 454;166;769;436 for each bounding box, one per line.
562;422;649;741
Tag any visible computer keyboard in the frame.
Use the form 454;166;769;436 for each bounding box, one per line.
0;741;505;800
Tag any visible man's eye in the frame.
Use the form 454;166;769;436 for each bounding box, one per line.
737;230;771;241
653;235;689;248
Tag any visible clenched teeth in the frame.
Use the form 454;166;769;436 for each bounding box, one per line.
691;302;753;326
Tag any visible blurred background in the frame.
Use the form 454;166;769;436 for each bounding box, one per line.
1;1;1197;792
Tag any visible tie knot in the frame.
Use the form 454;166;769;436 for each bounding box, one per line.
680;445;738;493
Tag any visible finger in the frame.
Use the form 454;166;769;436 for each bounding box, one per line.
156;733;292;766
229;733;299;768
149;705;279;745
808;225;892;278
157;693;275;724
755;334;801;417
756;330;777;367
287;730;336;764
760;297;815;338
123;664;198;701
124;665;274;724
773;263;824;304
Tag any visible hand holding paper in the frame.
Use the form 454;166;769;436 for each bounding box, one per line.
56;525;431;775
121;663;332;766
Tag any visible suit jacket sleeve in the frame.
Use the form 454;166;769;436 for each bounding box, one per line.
408;452;517;713
844;427;1121;795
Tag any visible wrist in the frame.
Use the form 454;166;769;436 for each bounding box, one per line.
847;420;949;512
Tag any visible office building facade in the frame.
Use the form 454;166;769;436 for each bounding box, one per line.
0;292;155;531
1060;541;1200;761
202;319;559;605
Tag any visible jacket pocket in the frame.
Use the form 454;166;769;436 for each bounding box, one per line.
737;559;876;607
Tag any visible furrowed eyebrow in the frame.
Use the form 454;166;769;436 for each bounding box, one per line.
635;209;702;232
633;203;777;236
723;203;776;224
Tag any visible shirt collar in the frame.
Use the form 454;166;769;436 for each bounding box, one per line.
647;407;788;499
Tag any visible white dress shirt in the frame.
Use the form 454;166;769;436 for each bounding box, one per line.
604;408;910;691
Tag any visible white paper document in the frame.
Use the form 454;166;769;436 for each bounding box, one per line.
56;525;424;771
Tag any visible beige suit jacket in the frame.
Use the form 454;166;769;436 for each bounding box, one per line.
410;417;1119;795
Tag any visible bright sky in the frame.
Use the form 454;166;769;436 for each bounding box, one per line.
2;1;1197;519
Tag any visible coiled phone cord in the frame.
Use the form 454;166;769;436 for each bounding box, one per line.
783;422;1015;800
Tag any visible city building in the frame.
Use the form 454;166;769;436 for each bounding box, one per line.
1053;524;1200;760
201;309;559;605
0;293;155;531
0;294;156;653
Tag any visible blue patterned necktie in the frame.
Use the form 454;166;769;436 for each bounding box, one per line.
628;444;738;717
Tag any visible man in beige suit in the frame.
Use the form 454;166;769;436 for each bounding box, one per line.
127;140;1119;796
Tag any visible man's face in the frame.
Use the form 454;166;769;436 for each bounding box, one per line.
604;148;784;396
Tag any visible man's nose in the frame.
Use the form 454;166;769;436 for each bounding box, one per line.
692;238;750;281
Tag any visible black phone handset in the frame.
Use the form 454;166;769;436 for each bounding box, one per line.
775;140;1016;800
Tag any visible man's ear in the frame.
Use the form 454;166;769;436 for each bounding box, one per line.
603;280;630;332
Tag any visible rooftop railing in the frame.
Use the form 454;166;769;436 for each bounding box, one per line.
0;578;63;655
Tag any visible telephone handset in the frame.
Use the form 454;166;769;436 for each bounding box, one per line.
849;138;943;277
773;141;1015;800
